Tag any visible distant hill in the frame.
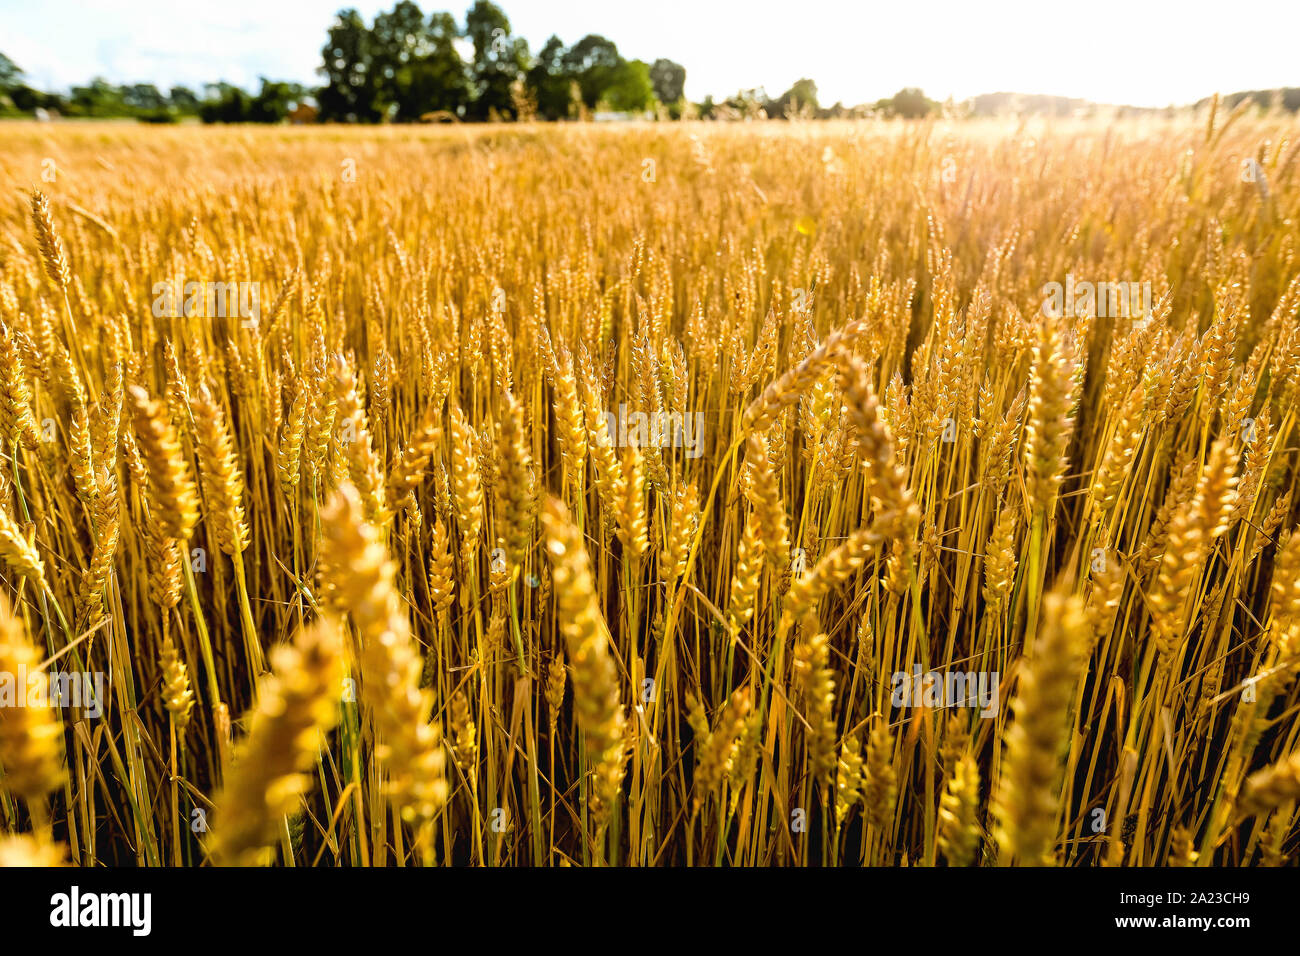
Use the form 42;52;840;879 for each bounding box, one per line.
967;92;1158;117
968;88;1300;118
1195;88;1300;112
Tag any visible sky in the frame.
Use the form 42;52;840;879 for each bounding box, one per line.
3;0;1299;108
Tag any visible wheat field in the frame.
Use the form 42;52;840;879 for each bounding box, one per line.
0;109;1298;867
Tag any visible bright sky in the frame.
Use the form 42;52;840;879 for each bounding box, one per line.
3;0;1298;107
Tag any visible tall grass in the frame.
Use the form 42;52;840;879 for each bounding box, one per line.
0;110;1298;865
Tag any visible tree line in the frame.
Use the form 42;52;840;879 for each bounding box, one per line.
314;1;685;122
0;1;941;123
0;48;310;124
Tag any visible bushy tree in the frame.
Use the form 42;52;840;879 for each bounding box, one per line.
67;79;129;116
410;12;470;118
649;58;685;106
318;9;382;122
465;0;528;120
563;34;621;110
526;35;573;120
878;87;933;118
199;83;253;123
603;59;653;113
250;79;306;122
767;78;818;118
0;54;65;116
371;0;430;119
0;52;23;92
121;83;166;112
169;86;201;113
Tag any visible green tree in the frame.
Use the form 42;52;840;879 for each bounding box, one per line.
0;53;65;117
69;79;128;117
318;8;381;122
562;34;621;109
649;58;685;105
603;59;653;113
250;79;305;123
407;11;471;118
372;0;431;120
767;78;818;118
122;83;167;112
881;87;933;118
199;83;252;123
169;86;201;113
526;35;573;120
465;0;528;120
7;85;63;114
0;52;23;92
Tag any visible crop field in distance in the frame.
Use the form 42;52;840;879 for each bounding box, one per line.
0;111;1299;867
